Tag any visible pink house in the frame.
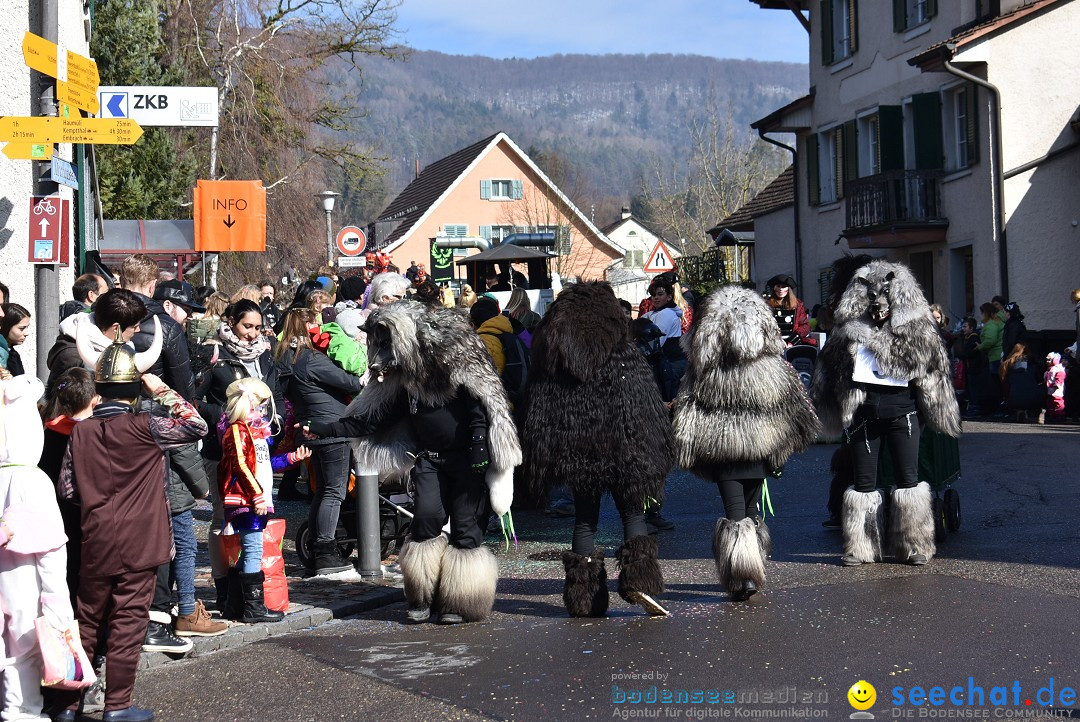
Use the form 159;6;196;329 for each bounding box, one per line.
372;132;623;286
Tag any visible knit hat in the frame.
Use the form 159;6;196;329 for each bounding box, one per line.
336;308;365;339
1004;301;1023;320
337;275;367;304
470;297;500;327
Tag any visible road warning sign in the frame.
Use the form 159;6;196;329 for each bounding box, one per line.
643;239;676;273
194;180;266;252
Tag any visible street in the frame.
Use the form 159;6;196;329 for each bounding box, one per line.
132;420;1080;721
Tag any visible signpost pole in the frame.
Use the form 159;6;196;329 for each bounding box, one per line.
34;0;60;386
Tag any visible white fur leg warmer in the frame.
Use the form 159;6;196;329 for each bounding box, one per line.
890;482;936;561
438;545;498;622
398;535;447;611
842;488;884;563
712;517;766;594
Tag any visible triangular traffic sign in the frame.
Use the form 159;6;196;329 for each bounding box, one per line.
643;239;676;273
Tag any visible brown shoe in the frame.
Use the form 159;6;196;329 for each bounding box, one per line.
176;600;228;637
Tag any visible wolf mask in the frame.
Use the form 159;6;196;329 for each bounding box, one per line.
345;300;521;515
810;260;961;437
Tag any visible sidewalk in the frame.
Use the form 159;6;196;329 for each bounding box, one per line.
140;496;403;670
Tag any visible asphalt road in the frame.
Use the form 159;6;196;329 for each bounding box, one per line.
130;420;1080;721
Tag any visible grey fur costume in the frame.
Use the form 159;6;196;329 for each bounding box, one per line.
810;260;961;438
344;301;521;516
522;282;673;503
673;286;820;477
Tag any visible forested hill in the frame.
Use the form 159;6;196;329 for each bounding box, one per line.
342;51;807;201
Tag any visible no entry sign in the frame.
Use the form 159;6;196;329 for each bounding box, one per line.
336;226;367;256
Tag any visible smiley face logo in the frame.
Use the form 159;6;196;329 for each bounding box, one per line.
848;680;876;710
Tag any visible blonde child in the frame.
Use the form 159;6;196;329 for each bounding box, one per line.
217;378;310;622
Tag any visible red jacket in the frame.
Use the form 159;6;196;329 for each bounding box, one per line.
218;423;265;510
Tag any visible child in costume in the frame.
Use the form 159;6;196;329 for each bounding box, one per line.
1044;352;1066;422
218;378;309;622
673;286;820;601
522;282;673;617
0;376;75;722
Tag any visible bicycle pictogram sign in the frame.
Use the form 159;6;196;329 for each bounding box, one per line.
32;197;57;216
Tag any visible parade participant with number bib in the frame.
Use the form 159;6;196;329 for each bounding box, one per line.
810;261;960;568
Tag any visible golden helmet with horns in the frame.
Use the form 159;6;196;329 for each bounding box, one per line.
76;315;162;391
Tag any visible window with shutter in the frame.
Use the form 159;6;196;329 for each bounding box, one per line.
558;225;572;256
821;0;855;64
511;180;523;199
841;120;858;197
878;106;904;172
480;180;492;199
912;92;943;171
444;224;468;237
807;134;821;206
857;113;880;177
965;83;979;166
816;129;839;204
895;0;935;31
479;225;493;241
821;0;834;65
942;83;979;170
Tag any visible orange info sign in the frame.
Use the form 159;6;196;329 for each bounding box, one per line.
194;180;266;252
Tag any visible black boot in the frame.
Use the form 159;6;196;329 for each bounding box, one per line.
213;576;229;614
222;568;244;620
615;535;668;616
313;541;352;575
562;550;609;618
239;571;285;623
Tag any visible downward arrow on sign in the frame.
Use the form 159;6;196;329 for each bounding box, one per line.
223;214;235;229
38;218;49;235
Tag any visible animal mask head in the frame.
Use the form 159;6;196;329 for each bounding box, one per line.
834;260;930;329
688;285;784;366
364;301;460;390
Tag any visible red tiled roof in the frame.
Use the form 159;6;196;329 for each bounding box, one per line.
716;166;794;230
909;0;1065;70
376;132;502;246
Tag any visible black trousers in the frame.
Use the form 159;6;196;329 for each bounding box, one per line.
850;414;922;492
715;478;763;522
410;453;488;549
570;489;648;556
309;441;352;544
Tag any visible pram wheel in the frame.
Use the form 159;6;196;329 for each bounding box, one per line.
932;497;946;543
943;488;961;532
294;520;355;569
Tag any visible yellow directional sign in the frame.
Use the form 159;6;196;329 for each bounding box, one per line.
21;32;99;91
0;117;143;145
2;143;53;160
57;80;99;114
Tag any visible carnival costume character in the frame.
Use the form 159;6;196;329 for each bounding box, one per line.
306;301;520;624
673;286;819;601
810;260;961;567
522;282;673;617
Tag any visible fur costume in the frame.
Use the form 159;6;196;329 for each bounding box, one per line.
841;487;884;564
889;482;935;561
673;286;820;598
674;285;820;477
326;300;519;623
810;260;961;438
521;282;672;617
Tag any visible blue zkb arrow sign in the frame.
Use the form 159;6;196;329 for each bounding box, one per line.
100;93;127;118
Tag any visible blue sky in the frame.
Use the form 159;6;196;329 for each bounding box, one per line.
393;0;809;64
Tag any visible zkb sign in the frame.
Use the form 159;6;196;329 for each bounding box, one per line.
97;86;219;127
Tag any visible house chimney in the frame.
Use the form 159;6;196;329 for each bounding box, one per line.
415;157;420;179
621;206;631;220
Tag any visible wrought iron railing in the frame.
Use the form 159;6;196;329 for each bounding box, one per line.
845;169;946;232
678;245;753;292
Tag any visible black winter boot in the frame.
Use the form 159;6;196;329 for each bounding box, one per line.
313;541;352;575
213;575;229;614
239;571;285;623
562;550;609;618
223;568;244;621
615;535;668;616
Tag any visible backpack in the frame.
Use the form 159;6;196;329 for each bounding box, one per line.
497;331;530;407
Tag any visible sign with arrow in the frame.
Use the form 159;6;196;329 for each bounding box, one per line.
194;180;266;252
2;143;53;161
97;86;219;127
28;195;70;265
0;116;143;145
22;32;99;113
643;239;677;273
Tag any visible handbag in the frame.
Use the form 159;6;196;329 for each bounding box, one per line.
35;617;95;690
952;359;967;391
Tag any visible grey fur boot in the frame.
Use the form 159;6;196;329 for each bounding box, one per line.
712;517;766;600
398;535;448;622
754;517;772;559
889;482;936;564
841;488;884;565
562;550;609;618
438;545;498;623
615;535;668;616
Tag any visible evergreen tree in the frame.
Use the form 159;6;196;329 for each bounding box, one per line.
91;0;197;219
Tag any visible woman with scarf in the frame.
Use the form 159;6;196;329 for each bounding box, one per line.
196;298;283;610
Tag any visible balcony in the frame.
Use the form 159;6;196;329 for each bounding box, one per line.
843;170;948;249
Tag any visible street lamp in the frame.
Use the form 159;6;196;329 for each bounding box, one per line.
316;190;340;265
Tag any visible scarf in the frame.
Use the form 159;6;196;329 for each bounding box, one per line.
218;321;269;361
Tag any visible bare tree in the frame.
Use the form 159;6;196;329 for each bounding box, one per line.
640;103;786;257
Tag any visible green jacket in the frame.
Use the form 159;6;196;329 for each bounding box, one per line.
979;318;1004;363
319;322;367;376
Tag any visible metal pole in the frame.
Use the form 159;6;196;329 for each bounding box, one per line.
325;208;334;265
355;464;382;578
34;0;60;384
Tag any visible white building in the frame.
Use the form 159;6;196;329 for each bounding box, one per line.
600;207;680;309
0;1;92;378
749;0;1080;331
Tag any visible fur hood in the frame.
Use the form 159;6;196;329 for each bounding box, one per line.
673;286;819;476
531;281;629;384
345;301;521;515
810;260;962;437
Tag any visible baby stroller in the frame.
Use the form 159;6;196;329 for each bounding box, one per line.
294;473;414;568
785;344;818;389
877;429;961;542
